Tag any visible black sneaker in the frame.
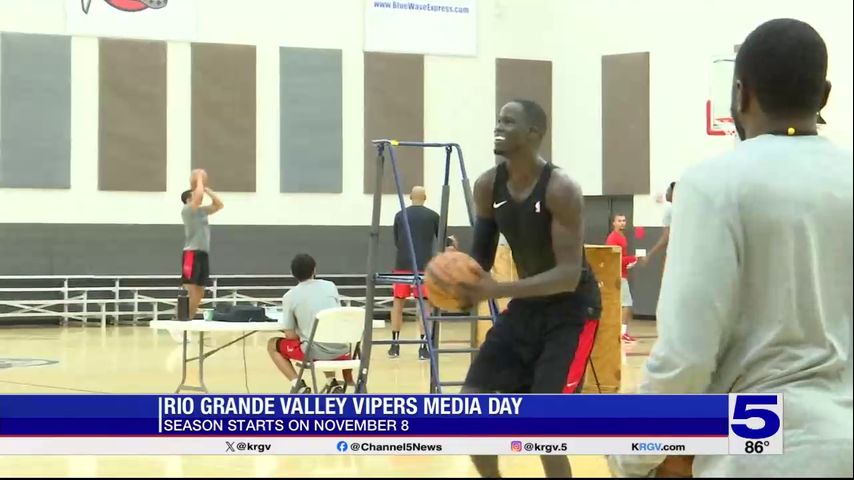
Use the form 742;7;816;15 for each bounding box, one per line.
387;344;400;358
292;379;311;394
325;379;345;394
418;345;430;361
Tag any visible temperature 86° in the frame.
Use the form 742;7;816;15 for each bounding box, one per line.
745;440;770;454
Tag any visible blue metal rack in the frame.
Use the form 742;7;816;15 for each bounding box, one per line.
354;140;499;394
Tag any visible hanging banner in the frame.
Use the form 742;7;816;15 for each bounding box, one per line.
364;0;477;57
66;0;198;41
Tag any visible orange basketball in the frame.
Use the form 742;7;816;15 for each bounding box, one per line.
190;169;208;188
424;251;484;312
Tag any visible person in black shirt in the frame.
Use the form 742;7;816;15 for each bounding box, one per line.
430;100;602;478
389;186;440;360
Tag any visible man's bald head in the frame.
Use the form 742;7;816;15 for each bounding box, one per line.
410;186;426;205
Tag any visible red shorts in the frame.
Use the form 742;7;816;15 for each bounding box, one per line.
275;338;351;362
392;269;428;299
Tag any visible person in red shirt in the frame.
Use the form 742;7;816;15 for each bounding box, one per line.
606;214;637;342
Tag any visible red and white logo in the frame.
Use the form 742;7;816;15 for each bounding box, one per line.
81;0;168;14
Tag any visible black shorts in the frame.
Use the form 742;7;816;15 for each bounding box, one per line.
181;250;210;287
464;297;599;394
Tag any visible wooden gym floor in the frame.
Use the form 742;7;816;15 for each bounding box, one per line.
0;319;657;478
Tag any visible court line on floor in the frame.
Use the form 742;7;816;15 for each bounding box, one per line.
0;379;108;394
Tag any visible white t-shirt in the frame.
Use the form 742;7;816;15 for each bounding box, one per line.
661;205;672;227
609;134;853;477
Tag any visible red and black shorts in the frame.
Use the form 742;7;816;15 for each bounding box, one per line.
392;269;429;300
181;250;210;287
275;338;354;384
275;338;352;362
463;297;599;393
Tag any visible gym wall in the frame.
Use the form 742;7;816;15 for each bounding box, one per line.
552;0;853;226
1;0;851;301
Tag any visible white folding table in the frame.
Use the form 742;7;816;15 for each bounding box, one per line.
150;319;285;393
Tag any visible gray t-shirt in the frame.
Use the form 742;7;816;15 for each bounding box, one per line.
609;135;853;477
281;279;350;360
182;204;210;252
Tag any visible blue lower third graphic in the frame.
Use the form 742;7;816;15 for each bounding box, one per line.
336;441;348;452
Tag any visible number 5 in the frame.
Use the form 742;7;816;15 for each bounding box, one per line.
731;395;780;439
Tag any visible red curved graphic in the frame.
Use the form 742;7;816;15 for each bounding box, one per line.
105;0;149;12
82;0;167;14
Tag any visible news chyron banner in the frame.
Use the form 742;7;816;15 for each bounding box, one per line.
364;0;477;56
0;394;782;456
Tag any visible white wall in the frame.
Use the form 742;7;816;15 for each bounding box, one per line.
1;0;851;227
554;0;853;225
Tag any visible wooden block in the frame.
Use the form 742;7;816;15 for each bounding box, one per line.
582;244;622;394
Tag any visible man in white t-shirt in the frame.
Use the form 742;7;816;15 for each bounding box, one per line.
640;182;674;268
608;18;852;478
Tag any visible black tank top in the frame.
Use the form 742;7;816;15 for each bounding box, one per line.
492;162;602;316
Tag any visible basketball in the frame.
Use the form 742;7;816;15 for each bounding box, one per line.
190;169;208;188
424;251;484;312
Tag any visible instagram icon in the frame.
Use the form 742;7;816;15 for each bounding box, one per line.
511;441;522;452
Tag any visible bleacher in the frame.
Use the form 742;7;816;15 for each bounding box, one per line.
0;274;397;327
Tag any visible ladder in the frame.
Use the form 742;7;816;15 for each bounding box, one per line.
354;140;500;394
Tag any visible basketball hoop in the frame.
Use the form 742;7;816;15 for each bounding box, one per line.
706;100;738;137
706;56;736;138
716;117;739;138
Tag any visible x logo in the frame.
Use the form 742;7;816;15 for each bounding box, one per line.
225;442;235;452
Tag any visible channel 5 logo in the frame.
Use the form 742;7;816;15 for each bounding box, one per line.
729;394;782;439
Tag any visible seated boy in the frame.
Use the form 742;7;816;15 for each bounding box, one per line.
267;254;353;393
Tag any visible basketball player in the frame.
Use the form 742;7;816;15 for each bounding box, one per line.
605;214;637;342
389;186;439;360
608;19;852;477
433;99;602;478
180;171;223;321
639;181;675;267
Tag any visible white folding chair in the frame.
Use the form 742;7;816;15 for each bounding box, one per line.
291;306;365;394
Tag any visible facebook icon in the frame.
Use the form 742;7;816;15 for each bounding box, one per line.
336;441;348;452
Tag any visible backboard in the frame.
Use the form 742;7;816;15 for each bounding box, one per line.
706;56;736;137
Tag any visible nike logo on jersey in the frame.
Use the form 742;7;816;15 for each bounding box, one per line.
535;201;541;213
493;201;508;209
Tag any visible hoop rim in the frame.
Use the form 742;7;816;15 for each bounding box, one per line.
706;100;737;136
